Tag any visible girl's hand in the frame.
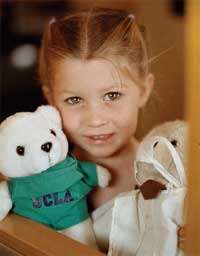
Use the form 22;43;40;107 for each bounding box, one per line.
178;226;186;249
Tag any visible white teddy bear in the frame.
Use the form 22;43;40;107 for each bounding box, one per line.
0;105;111;247
108;120;187;256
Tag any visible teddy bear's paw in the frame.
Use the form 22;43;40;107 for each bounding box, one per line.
0;202;12;221
0;181;12;221
96;166;111;187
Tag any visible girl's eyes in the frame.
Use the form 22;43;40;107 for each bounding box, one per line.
65;96;82;105
103;91;122;101
64;91;122;105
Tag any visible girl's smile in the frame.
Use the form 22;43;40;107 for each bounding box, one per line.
83;133;115;144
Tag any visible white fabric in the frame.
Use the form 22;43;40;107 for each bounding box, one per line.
91;198;115;252
108;136;187;256
108;189;186;256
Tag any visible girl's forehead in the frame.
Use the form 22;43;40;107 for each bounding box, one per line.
53;58;134;91
56;58;119;80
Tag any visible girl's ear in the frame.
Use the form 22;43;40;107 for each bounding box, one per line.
138;73;154;108
42;86;53;104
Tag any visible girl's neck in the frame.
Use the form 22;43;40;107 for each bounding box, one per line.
73;137;138;176
73;137;139;210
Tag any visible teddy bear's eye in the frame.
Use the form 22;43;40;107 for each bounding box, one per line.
50;129;56;136
16;146;25;156
171;139;178;147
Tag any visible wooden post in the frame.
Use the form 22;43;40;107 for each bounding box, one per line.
185;0;200;254
0;214;104;256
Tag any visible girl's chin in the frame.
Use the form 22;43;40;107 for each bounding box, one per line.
77;144;122;160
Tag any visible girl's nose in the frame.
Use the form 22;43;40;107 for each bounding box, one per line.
85;104;109;128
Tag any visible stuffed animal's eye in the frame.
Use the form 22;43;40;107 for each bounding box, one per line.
153;142;158;148
171;139;178;147
50;129;56;136
16;146;25;156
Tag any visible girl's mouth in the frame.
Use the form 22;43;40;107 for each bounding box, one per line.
85;133;114;144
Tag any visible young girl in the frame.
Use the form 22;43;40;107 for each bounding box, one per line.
38;8;154;252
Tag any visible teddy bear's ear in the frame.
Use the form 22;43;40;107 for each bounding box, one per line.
36;105;62;128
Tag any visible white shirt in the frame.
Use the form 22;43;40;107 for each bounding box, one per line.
91;198;115;253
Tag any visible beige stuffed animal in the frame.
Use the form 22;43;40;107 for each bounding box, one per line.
135;120;187;199
108;120;187;256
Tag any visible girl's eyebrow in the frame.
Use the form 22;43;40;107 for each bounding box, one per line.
58;83;126;95
98;84;124;92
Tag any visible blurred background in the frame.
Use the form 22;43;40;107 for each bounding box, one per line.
0;0;185;138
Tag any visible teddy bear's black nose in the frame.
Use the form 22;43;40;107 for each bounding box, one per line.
41;142;52;153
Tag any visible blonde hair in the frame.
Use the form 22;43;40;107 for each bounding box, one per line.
38;8;149;89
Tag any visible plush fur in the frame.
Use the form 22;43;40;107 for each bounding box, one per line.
0;106;68;178
135;120;187;198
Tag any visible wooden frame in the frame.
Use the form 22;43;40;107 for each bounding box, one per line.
0;214;104;256
184;0;200;254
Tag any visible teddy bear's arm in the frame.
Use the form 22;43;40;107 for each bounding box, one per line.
78;161;111;188
0;181;12;221
96;165;111;188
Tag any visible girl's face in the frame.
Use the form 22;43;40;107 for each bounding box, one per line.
45;58;153;159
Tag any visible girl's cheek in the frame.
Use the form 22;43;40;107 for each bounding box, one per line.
61;110;81;131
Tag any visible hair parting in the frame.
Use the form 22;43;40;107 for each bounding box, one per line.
38;8;150;89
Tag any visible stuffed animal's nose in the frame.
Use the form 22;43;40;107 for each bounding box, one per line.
41;142;52;153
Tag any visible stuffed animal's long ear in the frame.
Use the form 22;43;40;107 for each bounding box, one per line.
36;105;62;128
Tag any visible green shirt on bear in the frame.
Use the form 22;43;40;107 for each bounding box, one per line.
8;156;98;230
